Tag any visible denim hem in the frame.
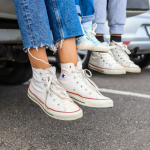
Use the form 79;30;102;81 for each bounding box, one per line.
81;15;95;23
76;5;81;14
110;24;124;35
23;43;56;53
53;33;84;44
95;23;105;34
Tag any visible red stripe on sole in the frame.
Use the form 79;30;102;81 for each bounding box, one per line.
67;91;110;101
28;88;81;113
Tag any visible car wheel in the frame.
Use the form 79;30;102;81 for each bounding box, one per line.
130;54;150;68
56;50;91;69
0;61;32;85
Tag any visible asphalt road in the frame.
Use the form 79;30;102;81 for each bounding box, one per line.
0;67;150;150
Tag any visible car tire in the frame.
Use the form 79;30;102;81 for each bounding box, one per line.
55;50;91;69
130;54;150;68
0;61;32;85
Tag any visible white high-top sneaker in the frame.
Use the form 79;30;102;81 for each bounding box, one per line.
59;61;113;108
28;67;83;121
88;43;126;75
110;41;141;73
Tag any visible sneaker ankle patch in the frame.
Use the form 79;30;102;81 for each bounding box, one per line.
60;71;66;80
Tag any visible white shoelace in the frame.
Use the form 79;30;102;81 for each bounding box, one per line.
112;41;133;63
72;69;102;96
85;23;100;43
44;74;71;108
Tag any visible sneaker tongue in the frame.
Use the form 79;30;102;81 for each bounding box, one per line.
76;61;82;71
82;23;92;31
44;67;56;76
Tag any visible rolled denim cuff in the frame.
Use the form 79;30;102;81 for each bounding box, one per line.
76;5;81;14
110;24;124;35
95;23;105;34
81;15;95;23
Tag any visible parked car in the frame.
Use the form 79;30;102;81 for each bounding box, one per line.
0;0;149;85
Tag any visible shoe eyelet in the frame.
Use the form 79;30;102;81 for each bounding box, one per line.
76;82;79;84
73;89;75;91
74;77;76;79
101;57;102;59
89;92;91;94
44;84;47;87
81;85;83;88
39;72;42;76
42;77;46;81
85;89;87;91
70;66;71;68
103;60;105;62
118;55;120;57
57;103;60;106
50;94;52;97
53;99;55;102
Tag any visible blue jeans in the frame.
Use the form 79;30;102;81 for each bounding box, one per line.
93;0;127;35
75;0;95;23
13;0;83;51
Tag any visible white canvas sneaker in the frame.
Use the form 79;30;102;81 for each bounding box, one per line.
59;61;113;108
83;23;109;52
110;41;141;73
28;67;83;121
88;43;126;75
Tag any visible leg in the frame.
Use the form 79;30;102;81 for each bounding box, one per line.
76;0;109;52
93;0;107;35
79;0;95;23
45;0;113;108
108;0;127;37
13;0;83;120
108;0;141;73
57;37;78;66
89;0;126;75
14;0;53;70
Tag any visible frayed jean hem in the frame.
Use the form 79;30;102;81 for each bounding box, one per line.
23;43;57;53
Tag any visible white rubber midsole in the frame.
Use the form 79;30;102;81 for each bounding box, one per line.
68;92;113;108
28;89;83;121
88;63;126;75
125;67;141;73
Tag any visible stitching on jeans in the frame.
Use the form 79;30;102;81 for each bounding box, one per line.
51;0;64;39
22;0;34;45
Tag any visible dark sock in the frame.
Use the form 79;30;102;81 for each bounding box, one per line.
110;36;121;42
96;36;104;43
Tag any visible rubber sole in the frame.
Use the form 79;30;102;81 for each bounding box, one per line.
77;41;108;52
125;67;141;73
28;89;83;121
88;63;126;75
68;92;113;108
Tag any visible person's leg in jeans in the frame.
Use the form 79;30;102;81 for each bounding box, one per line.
88;0;126;75
14;0;113;121
75;0;109;52
107;0;141;73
